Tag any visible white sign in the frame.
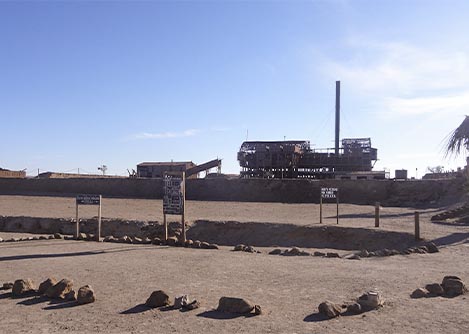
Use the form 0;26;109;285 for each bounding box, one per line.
163;173;185;215
321;187;338;199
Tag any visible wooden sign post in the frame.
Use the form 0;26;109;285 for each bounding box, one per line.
375;202;380;227
320;187;339;224
75;194;102;241
163;172;186;243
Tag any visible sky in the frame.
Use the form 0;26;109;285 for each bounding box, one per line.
1;0;468;177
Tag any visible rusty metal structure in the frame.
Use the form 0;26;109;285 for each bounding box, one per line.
238;81;380;179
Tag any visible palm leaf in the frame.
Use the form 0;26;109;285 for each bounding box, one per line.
445;116;469;158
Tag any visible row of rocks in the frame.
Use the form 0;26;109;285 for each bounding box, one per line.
411;276;467;299
343;242;439;260
269;247;340;258
3;278;95;305
318;291;384;319
143;290;261;316
0;234;62;243
102;235;219;249
233;244;261;253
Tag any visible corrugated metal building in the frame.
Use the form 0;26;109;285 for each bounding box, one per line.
137;161;197;178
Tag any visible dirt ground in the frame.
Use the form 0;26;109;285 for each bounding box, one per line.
1;195;469;333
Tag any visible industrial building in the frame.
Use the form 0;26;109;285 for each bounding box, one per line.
137;159;221;179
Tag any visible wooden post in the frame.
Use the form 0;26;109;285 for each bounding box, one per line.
414;211;420;240
181;172;186;243
96;195;102;242
375;202;380;227
75;202;79;239
319;196;323;224
336;193;339;225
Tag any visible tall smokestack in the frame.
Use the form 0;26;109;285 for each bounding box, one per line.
335;80;340;155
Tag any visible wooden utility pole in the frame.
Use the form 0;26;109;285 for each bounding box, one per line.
414;211;420;240
375;202;380;227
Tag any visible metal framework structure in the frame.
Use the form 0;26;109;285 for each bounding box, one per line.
238;138;378;179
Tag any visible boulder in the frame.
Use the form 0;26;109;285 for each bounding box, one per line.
347;302;363;314
38;278;57;295
65;290;77;301
143;237;152;244
411;288;429;299
174;295;189;309
78;233;87;240
286;247;301;256
326;252;340;258
343;254;361;260
318;301;342;319
425;283;444;296
217;297;254;314
200;242;211;249
48;235;55;239
77;285;95;305
118;236;130;243
185;239;194;247
0;237;3;242
193;240;202;248
254;305;262;315
244;246;255;253
166;237;178;246
145;290;170;308
442;276;467;297
2;282;14;290
12;279;36;297
426;242;439;253
39;236;48;240
53;233;63;239
45;278;73;299
208;243;219;250
234;244;245;251
269;249;282;255
357;291;384;310
152;237;162;245
132;237;143;244
314;251;326;257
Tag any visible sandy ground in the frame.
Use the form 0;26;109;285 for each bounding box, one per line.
1;195;469;333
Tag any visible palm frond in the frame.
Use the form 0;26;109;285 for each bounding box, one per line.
445;116;469;158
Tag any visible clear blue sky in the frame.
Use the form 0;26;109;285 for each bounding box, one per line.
1;0;468;177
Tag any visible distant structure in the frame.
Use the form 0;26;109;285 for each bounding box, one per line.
0;167;26;178
37;172;125;179
137;159;221;179
237;81;384;179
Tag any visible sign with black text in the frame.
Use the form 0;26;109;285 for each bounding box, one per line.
163;173;185;215
76;194;101;205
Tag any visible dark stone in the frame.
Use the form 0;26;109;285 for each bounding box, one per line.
146;290;170;308
269;249;282;255
442;276;467;297
318;301;342;318
77;285;95;305
12;279;36;297
425;283;444;296
45;278;73;299
217;297;254;314
347;302;363;314
411;288;429;299
38;278;57;295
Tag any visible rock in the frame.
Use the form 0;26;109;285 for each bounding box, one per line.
48;235;55;239
174;295;189;309
200;242;211;249
39;236;48;240
64;235;75;240
244;245;255;253
357;291;384;310
103;236;116;242
166;236;178;246
152;237;162;245
217;297;254;314
78;233;87;240
359;249;369;258
442;276;467;297
416;246;428;254
65;290;77;301
318;301;342;319
2;282;14;290
208;243;219;250
314;251;326;257
183;300;200;311
254;304;262;315
368;251;377;257
389;249;400;256
11;238;20;242
38;278;57;295
193;240;201;248
299;251;311;256
118;236;130;243
12;279;36;297
185;239;194;247
234;244;245;251
146;290;170;308
77;285;95;305
0;237;3;242
326;252;340;258
53;233;63;239
426;242;439;253
343;254;361;260
347;302;363;314
425;283;444;296
402;249;413;255
32;236;40;240
286;247;301;256
143;237;152;244
411;288;429;299
45;278;73;299
269;249;282;255
133;237;143;244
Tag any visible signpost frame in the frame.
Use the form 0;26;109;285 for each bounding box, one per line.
75;194;102;241
320;187;339;225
